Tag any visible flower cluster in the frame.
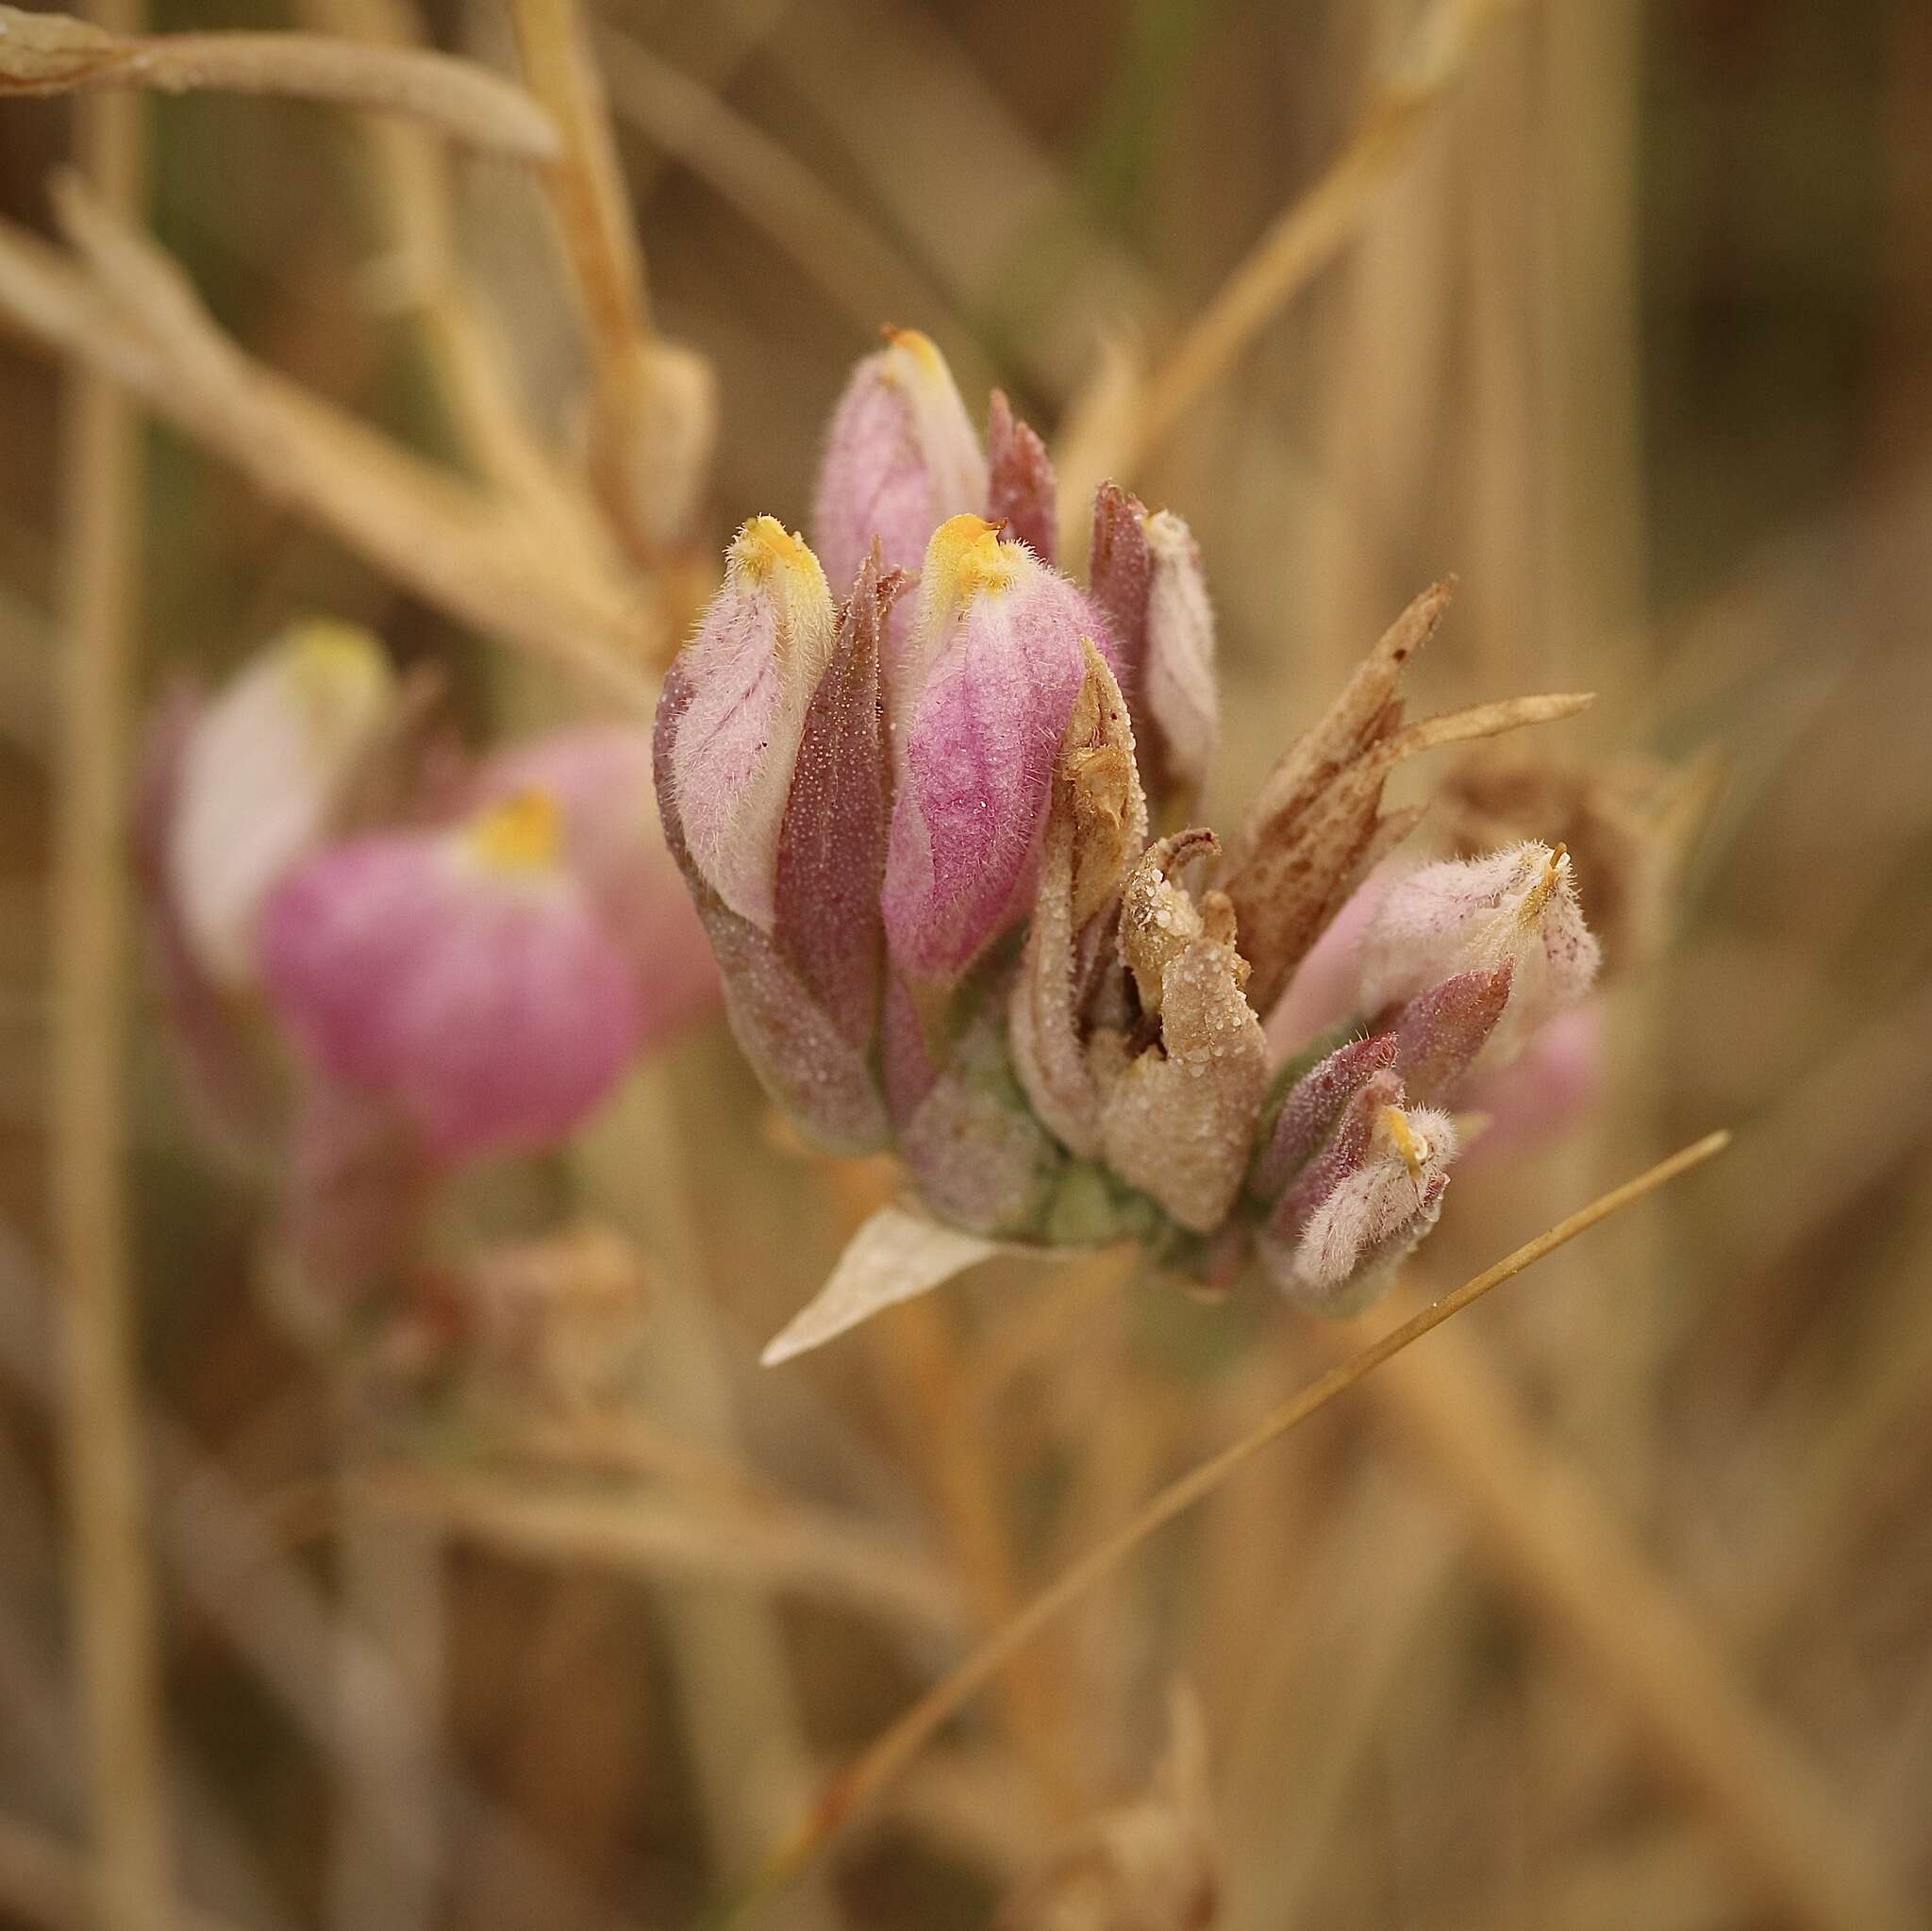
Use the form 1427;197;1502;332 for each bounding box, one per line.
141;618;715;1329
655;332;1603;1322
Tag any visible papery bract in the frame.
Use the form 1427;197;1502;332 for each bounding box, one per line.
812;328;987;596
883;516;1103;981
167;618;397;986
1095;834;1269;1234
259;792;641;1161
663;516;836;930
1357;841;1601;1067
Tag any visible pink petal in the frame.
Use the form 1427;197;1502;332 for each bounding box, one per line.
260;807;642;1161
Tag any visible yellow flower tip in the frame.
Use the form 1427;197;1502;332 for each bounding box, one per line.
468;788;563;874
277;617;393;726
881;325;945;376
1515;840;1571;929
1379;1104;1427;1180
729;514;820;584
927;513;1016;606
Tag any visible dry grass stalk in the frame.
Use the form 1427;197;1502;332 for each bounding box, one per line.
0;1814;240;1931
48;22;174;1929
294;0;614;570
1055;0;1521;513
708;1131;1732;1924
597;25;949;341
1361;1317;1919;1931
0;5;558;157
321;1463;968;1640
0;186;658;705
874;1291;1090;1821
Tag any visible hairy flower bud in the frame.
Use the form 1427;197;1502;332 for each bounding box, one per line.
259;792;642;1161
167;618;397;986
1259;1070;1457;1314
812;328;988;594
883;516;1104;981
1357;841;1601;1067
661;516;837;929
656;553;898;1151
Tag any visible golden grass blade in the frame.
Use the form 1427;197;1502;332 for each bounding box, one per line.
0;193;658;706
49;20;174;1927
0;7;558;157
705;1129;1733;1925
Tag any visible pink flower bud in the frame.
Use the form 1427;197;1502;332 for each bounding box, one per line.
660;517;837;930
1260;1074;1457;1314
467;724;718;1044
259;791;642;1161
166;619;397;986
811;328;988;595
1382;962;1513;1104
655;556;900;1152
883;516;1102;979
1357;841;1601;1067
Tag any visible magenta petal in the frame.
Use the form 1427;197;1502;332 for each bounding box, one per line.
883;519;1095;980
259;822;642;1161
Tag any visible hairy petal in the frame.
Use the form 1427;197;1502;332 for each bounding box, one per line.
662;517;837;930
1358;841;1601;1067
812;327;987;595
259;797;642;1162
883;517;1094;979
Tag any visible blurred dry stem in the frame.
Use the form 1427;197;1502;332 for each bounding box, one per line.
721;1131;1731;1922
47;8;175;1925
1058;0;1521;523
0;5;559;157
310;1461;968;1640
1351;1317;1918;1931
0;182;659;703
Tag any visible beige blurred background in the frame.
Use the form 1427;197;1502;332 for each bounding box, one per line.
2;2;1930;1928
